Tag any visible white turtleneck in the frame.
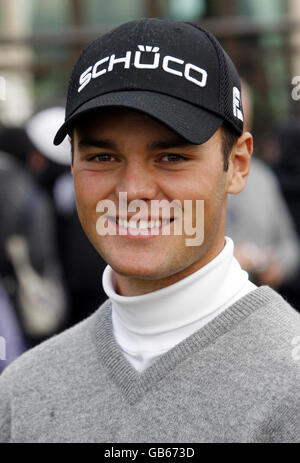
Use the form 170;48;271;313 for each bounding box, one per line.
102;237;257;372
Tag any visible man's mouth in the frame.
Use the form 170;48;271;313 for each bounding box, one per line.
115;217;174;229
106;216;176;237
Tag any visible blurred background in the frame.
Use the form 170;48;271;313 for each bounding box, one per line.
1;0;300;370
1;0;300;151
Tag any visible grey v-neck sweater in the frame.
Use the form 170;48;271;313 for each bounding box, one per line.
0;286;300;443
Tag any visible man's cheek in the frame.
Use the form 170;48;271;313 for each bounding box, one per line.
74;184;97;215
76;200;97;232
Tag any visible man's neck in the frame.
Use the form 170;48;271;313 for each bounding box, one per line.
114;236;226;297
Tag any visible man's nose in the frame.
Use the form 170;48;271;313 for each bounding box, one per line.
115;160;158;201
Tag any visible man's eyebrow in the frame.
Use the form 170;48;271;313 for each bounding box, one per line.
147;138;194;150
77;136;194;151
77;137;118;150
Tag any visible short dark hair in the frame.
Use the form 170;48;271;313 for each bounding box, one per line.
70;122;238;171
221;123;239;172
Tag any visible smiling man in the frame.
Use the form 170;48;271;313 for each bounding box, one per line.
0;18;300;443
72;108;246;294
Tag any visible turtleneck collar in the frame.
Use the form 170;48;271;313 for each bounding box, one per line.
102;237;256;371
103;236;254;331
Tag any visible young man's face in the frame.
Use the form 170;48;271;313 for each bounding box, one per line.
71;108;246;296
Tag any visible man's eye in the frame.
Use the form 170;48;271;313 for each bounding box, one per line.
88;153;116;162
159;154;188;162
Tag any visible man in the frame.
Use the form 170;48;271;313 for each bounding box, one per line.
0;18;299;443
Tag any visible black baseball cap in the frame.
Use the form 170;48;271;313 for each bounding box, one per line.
54;18;244;146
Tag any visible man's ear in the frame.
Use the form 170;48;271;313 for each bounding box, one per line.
226;131;253;194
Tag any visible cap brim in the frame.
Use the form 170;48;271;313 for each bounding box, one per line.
54;91;224;146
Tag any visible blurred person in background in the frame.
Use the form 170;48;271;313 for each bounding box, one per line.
0;129;68;350
272;118;300;309
274;118;300;239
226;81;300;298
0;112;68;199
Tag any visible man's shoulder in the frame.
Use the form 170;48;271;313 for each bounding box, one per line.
237;285;300;324
233;287;300;383
238;286;300;341
244;288;300;441
0;299;110;391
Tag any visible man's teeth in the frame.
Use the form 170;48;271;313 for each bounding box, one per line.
117;218;169;229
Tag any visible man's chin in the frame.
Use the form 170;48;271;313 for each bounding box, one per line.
109;263;168;281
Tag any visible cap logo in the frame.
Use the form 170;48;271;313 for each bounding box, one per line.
78;45;208;93
233;87;244;122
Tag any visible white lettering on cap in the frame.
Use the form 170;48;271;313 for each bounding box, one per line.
184;63;207;87
108;51;131;72
77;45;209;93
92;57;109;78
162;56;184;77
134;45;160;69
233;86;244;122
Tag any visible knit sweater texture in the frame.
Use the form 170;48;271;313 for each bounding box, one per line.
0;286;300;443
